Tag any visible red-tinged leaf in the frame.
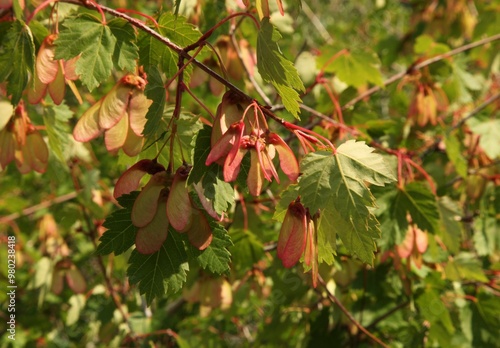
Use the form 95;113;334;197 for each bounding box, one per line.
21;132;48;173
209;74;225;96
0;129;15;168
248;150;264;196
397;226;414;259
47;61;65;105
193;182;221;220
206;123;240;166
104;111;128;152
114;159;165;199
99;83;130;129
121;125;144;156
65;267;87;294
261;148;280;182
305;219;318;288
135;200;169;254
14;147;30;174
131;172;167;227
27;72;48;104
63;55;79;81
414;226;428;254
51;270;65;295
37;34;59;84
167;167;193;232
211;91;248;146
128;90;152;136
276;0;284;15
268;132;299;182
277;200;307;268
73;101;102;142
187;208;213;250
224;147;246;182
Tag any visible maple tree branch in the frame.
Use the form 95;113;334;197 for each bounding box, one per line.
317;275;389;348
0;191;78;224
365;300;411;331
455;91;500;128
62;0;251;102
342;33;500;110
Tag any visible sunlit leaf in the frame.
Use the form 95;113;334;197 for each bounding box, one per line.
128;228;189;305
96;192;139;256
43;103;73;164
55;14;116;90
298;141;395;263
257;18;304;118
186;222;232;274
108;18;138;72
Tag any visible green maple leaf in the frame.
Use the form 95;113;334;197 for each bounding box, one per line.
139;108;202;170
393;182;440;234
0;20;35;105
108;18;139;72
127;229;189;305
318;47;383;88
96;192;139;256
189;126;234;214
43;103;73;164
298;141;396;264
257;18;305;118
188;125;213;185
143;66;166;139
55;14;116;91
186;223;232;274
417;289;455;334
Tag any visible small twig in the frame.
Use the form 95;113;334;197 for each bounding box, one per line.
455;92;500;129
0;191;78;224
365;300;410;331
317;275;389;348
342;33;500;110
301;1;334;44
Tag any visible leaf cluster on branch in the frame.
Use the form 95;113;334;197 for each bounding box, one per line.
0;0;499;346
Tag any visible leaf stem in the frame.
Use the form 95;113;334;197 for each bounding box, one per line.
317;275;389;348
342;33;500;109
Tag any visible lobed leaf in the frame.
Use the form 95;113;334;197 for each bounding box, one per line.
257;18;305;118
0;19;36;105
96;192;139;256
55;14;117;90
298;142;396;264
186;222;232;274
107;18;139;72
127;228;189;305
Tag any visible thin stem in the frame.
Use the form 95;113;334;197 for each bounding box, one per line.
365;300;410;330
317;275;389;348
455;92;500;129
62;0;250;100
342;33;500;110
0;191;78;224
184;12;259;53
229;31;272;106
